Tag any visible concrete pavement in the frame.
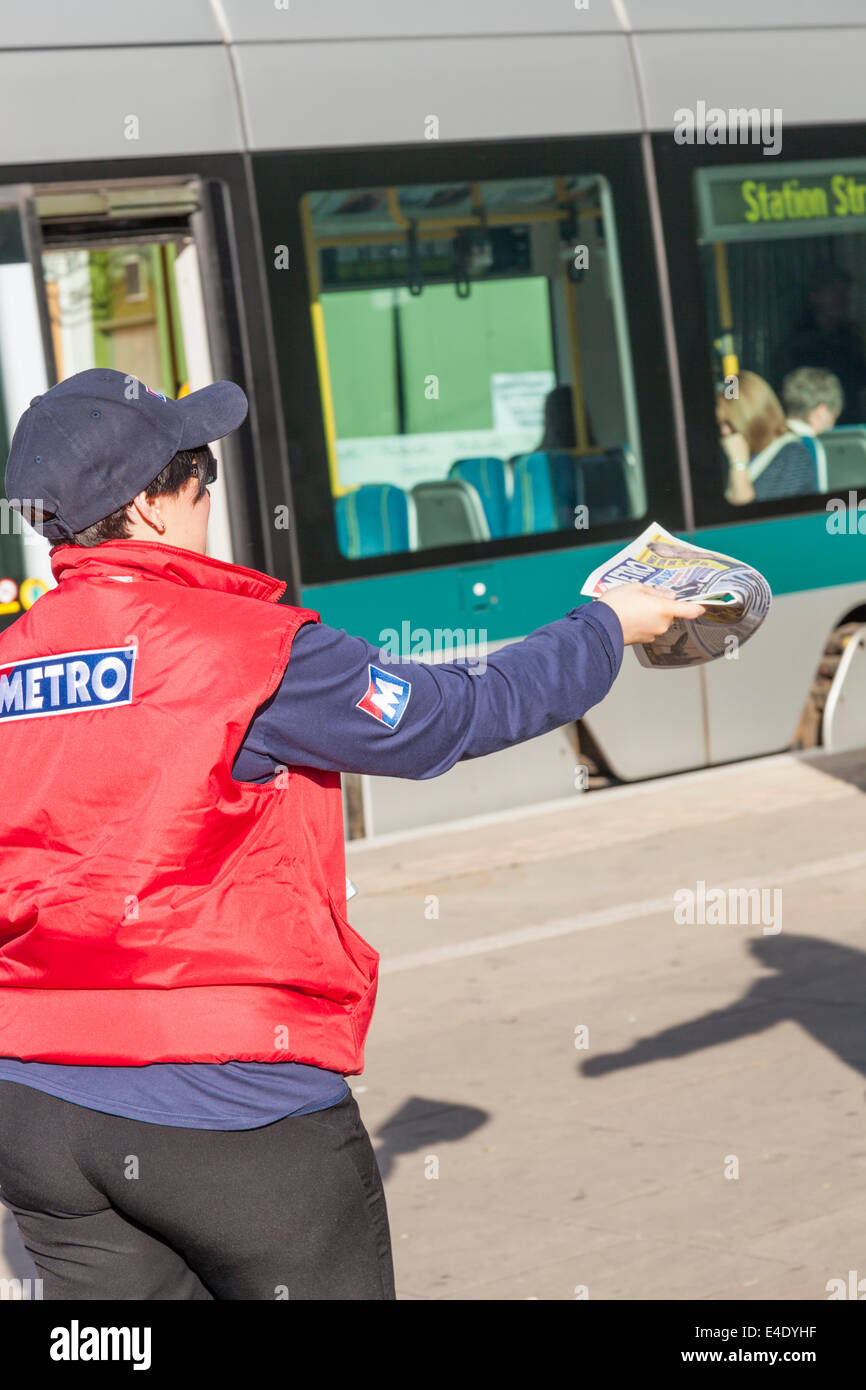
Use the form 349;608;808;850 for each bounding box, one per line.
345;747;866;1300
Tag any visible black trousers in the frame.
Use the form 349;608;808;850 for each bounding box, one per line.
0;1080;395;1300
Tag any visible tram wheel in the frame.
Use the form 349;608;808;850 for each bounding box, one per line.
573;718;619;789
791;621;865;750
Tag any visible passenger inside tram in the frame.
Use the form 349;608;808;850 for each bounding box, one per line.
533;384;597;453
782;366;843;436
781;366;844;492
717;369;818;505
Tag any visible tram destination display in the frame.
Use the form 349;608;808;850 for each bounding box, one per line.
697;158;866;243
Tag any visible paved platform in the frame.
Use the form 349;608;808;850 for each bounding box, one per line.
4;747;866;1300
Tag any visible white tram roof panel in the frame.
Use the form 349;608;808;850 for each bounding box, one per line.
235;34;641;150
216;0;623;40
0;1;624;48
1;0;864;48
0;44;243;164
0;0;222;47
623;0;866;29
635;25;866;132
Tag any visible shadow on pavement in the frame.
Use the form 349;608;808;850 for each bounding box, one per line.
372;1096;489;1181
578;934;866;1082
799;748;866;794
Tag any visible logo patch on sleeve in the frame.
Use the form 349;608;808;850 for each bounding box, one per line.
0;646;137;724
356;664;411;729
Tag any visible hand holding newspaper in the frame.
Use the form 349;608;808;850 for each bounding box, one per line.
581;522;772;668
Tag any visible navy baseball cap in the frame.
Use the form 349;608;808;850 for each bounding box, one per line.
4;367;248;542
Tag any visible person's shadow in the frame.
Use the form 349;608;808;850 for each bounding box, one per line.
371;1097;489;1182
578;934;866;1082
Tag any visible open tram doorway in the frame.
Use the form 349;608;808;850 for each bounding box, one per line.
0;178;242;632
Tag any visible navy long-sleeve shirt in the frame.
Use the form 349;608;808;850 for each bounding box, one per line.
0;601;623;1128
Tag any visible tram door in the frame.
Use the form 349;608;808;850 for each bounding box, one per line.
0;180;242;634
0;187;53;627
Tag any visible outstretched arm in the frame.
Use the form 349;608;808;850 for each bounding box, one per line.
235;603;621;781
234;585;700;782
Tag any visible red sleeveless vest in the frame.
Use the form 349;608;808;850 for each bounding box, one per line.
0;540;378;1070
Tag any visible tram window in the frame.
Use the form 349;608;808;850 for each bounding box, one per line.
696;159;866;507
301;177;647;560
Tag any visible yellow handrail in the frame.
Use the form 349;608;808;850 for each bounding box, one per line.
301;195;345;497
312;207;602;249
713;241;739;379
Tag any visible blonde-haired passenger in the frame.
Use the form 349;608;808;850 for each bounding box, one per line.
717;370;817;505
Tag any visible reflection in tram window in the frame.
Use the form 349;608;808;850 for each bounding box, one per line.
35;196;236;566
696;158;866;504
43;244;189;397
301;177;647;559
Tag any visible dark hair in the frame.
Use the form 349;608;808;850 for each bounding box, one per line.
539;385;576;450
72;446;214;547
537;384;596;452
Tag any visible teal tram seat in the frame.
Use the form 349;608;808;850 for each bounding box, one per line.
819;426;866;492
448;456;510;537
335;483;416;558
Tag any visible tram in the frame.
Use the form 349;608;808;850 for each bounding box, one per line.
2;0;866;836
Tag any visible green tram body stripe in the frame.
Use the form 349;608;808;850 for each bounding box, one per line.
301;512;866;647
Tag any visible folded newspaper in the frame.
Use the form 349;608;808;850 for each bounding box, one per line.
580;522;772;669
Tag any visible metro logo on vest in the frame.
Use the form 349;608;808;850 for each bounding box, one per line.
0;646;137;723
